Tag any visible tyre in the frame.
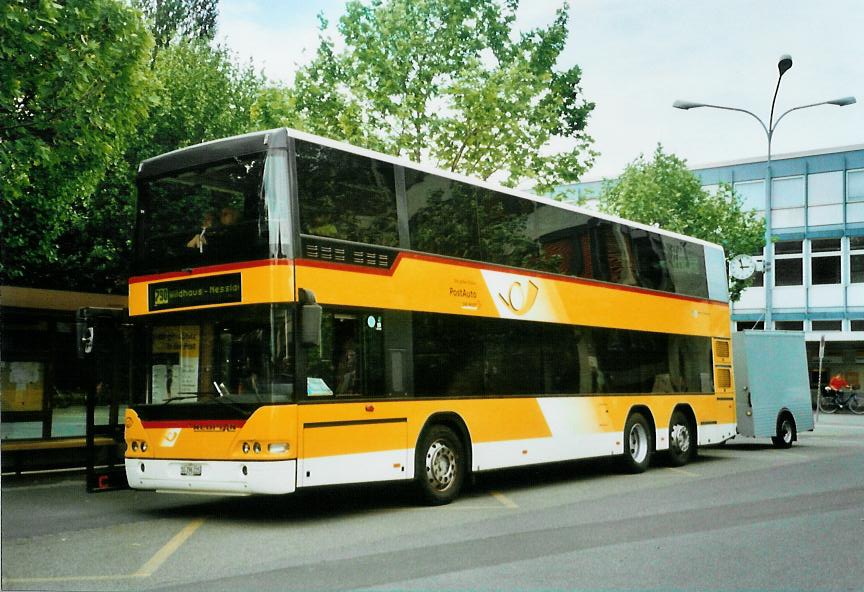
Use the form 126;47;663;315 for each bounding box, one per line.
849;394;864;415
819;393;838;414
771;414;795;449
667;410;696;467
415;425;466;505
622;412;652;473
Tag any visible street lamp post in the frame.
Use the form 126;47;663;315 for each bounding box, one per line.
674;54;856;328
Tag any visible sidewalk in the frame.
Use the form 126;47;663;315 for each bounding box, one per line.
813;411;864;428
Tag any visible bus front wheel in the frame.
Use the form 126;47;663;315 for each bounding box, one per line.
623;412;653;473
415;425;465;506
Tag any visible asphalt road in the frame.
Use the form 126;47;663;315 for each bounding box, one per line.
2;413;863;591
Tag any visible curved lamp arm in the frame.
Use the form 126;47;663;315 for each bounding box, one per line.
673;101;769;137
773;97;858;130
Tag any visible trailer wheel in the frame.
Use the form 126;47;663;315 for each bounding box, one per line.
771;413;795;449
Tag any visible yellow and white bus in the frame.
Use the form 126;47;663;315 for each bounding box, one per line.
124;128;735;504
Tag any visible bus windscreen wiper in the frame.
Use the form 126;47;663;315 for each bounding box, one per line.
161;394;202;404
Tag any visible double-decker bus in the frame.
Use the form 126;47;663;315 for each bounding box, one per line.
124;128;735;504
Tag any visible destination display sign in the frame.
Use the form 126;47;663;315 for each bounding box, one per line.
149;273;242;311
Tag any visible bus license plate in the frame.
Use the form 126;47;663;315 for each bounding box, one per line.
180;463;202;477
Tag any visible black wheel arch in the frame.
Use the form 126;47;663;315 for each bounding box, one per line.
416;412;473;473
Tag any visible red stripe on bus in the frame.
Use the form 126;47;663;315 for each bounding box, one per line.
129;252;724;306
129;259;290;284
296;252;725;306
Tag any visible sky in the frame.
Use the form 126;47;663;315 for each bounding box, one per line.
216;0;863;181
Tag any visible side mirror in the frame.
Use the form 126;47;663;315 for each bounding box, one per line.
298;288;322;348
75;307;127;358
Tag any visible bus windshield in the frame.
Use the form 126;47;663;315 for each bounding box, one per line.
135;152;272;274
144;305;294;406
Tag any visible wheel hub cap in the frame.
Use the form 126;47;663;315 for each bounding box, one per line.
426;440;455;491
671;424;690;453
629;424;648;463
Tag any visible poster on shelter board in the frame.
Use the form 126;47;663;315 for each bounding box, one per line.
151;326;200;402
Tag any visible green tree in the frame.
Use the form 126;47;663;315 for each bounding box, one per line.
40;42;266;292
597;145;765;300
133;0;218;52
280;0;594;192
0;0;154;283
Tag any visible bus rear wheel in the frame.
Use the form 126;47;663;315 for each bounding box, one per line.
667;410;695;467
622;412;652;473
415;425;465;506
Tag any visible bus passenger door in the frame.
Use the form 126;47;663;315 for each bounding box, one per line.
298;309;410;488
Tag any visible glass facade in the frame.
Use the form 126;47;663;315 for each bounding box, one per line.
683;146;864;397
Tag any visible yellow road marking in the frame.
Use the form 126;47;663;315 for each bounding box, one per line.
133;518;205;577
4;575;146;583
3;519;206;584
490;490;519;509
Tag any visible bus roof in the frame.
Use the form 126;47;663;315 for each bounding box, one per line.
137;127;725;254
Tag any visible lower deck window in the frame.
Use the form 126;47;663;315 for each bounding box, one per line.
304;307;715;399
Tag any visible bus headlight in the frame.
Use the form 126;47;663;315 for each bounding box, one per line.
131;441;139;452
242;442;250;454
268;443;288;454
140;441;148;452
253;442;261;454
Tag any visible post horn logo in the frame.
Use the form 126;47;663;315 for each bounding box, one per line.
498;280;539;315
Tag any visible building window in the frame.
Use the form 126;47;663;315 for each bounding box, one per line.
772;176;805;208
736;321;764;331
851;320;864;331
774;240;803;286
808;171;844;206
775;321;804;331
811;320;842;331
848;169;864;202
733;180;764;211
810;238;842;285
851;236;864;283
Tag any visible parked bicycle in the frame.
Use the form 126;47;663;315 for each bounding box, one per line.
819;387;864;414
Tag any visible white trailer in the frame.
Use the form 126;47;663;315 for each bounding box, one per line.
732;331;815;448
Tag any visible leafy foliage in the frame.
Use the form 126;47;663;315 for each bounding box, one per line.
8;38;266;291
133;0;218;52
54;42;266;292
266;0;595;192
597;145;765;300
0;0;154;283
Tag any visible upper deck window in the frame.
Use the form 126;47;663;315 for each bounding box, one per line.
296;140;399;247
135;153;270;274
